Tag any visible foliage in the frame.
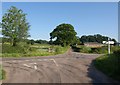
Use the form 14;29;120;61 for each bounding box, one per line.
2;44;25;53
50;23;77;47
80;34;117;44
25;39;49;45
0;65;6;80
71;45;81;52
94;49;120;81
54;46;69;54
1;44;69;57
2;6;30;46
35;39;48;44
80;46;91;53
72;45;120;54
90;46;108;54
2;42;31;54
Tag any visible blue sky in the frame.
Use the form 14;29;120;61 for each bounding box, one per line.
2;2;118;41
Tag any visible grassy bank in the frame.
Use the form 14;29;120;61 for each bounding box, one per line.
72;45;120;54
0;66;6;80
1;43;69;57
94;49;120;81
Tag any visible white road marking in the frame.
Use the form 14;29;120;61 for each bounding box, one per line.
50;59;59;66
30;63;37;65
23;64;31;68
34;65;37;70
34;63;37;65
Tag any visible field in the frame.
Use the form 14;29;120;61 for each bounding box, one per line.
1;43;69;57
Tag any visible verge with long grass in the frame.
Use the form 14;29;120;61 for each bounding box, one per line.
94;49;120;81
1;43;70;57
0;65;6;80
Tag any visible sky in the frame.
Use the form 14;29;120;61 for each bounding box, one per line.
1;2;118;41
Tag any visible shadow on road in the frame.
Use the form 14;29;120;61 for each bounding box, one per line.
87;60;120;84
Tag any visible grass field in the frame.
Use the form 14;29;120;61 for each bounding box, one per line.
94;49;120;81
1;43;69;57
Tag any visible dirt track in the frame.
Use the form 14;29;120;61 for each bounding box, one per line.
1;50;117;83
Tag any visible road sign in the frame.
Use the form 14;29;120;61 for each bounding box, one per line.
102;41;114;44
102;40;114;54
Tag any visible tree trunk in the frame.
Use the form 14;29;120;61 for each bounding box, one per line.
12;38;17;46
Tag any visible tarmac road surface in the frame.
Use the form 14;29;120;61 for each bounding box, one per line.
1;49;118;83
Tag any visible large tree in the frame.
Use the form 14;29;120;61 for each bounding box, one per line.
2;6;30;46
50;23;77;47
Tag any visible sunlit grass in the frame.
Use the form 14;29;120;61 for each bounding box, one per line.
1;43;69;57
0;65;6;80
94;50;120;81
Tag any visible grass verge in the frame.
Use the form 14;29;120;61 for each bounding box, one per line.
0;66;6;80
1;44;70;57
72;45;120;54
94;50;120;81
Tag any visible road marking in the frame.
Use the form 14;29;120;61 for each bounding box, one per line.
50;59;59;66
23;64;31;68
30;63;37;65
34;65;37;70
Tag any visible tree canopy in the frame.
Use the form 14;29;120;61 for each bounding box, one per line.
80;34;117;44
50;23;77;46
2;6;30;46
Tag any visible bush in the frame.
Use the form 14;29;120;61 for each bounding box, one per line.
91;46;108;54
54;46;69;54
55;47;61;54
2;44;24;53
80;46;91;53
71;45;81;52
29;47;37;52
111;46;120;53
18;42;30;54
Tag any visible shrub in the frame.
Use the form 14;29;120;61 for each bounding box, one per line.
91;47;108;54
55;47;61;54
18;42;30;54
80;46;91;53
2;44;24;53
29;47;37;52
71;45;80;52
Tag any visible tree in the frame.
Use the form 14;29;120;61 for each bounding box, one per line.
2;6;30;46
80;34;116;44
35;39;48;44
50;23;77;47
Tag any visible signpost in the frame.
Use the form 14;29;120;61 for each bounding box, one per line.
102;39;114;54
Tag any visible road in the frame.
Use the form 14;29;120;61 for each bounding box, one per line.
1;49;118;83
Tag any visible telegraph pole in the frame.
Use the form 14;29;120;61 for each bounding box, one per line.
108;38;110;54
